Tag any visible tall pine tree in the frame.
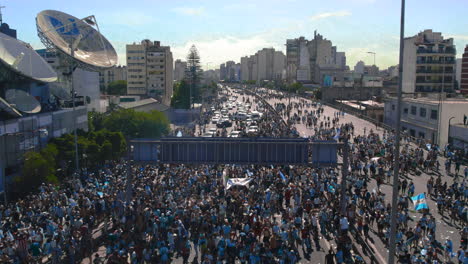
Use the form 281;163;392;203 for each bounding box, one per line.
185;45;203;108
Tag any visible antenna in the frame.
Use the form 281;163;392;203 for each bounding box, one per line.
0;5;5;25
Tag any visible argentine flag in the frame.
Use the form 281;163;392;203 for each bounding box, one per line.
411;193;429;211
279;171;287;182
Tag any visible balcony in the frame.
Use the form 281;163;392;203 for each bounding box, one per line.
416;48;456;54
415;69;454;74
416;60;455;64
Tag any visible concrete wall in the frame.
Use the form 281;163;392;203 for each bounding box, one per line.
0;106;88;171
322;86;382;102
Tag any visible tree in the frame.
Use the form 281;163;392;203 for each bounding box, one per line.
107;80;127;95
185;45;203;107
171;80;191;109
102;109;170;138
288;82;304;94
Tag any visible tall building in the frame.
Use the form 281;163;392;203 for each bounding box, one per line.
354;61;365;74
126;40;173;105
286;32;347;84
225;61;236;82
402;29;456;93
240;49;285;83
99;66;127;93
220;63;227;81
174;59;187;82
460;45;468;94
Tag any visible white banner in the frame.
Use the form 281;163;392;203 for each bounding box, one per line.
226;178;252;190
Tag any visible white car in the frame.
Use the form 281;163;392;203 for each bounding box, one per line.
229;131;241;138
208;127;217;133
212;116;220;124
247;125;259;134
202;132;215;138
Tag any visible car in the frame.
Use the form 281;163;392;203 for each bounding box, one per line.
247;125;259;134
202;132;215;138
212;116;220;124
250;111;263;121
208;127;217;133
229;131;241;138
217;118;232;128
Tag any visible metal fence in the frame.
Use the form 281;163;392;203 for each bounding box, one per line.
130;137;339;165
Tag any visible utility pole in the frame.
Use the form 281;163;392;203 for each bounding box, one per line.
0;5;5;25
388;0;405;263
340;136;349;216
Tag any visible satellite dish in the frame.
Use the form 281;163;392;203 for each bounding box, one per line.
36;10;118;70
5;89;41;113
0;96;22;117
49;83;71;100
0;32;58;82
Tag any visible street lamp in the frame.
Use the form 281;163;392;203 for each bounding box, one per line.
448;116;455;145
367;51;376;66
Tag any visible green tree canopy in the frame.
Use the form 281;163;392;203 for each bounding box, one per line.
107;80;127;95
103;108;170;138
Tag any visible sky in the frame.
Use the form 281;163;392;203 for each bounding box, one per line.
4;0;468;70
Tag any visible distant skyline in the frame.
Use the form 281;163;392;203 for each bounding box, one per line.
4;0;468;69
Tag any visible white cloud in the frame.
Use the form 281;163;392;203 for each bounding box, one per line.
173;7;205;16
310;10;351;21
171;35;280;69
446;35;468;40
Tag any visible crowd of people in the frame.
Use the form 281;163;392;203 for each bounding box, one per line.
0;86;466;264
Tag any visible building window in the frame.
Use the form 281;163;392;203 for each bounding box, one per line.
403;108;408;114
391;104;395;111
411;106;417;115
430;110;438;120
410;129;416;137
419;108;426;118
418;132;425;139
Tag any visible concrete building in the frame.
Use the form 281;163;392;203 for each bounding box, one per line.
384;93;468;147
99;65;127;93
36;49;101;112
220;63;227;81
202;69;220;84
225;61;236;82
286;32;347;84
448;123;468;152
402;29;456;93
241;49;285;83
174;59;187;82
126;40;173;105
354;61;365;74
460;45;468;94
0;23;16;39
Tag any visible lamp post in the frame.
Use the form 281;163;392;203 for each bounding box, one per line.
367;51;376;66
448;116;455;145
388;0;405;263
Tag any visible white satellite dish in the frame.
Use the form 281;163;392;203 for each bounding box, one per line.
36;9;118;175
0;32;57;82
0;96;22;117
36;10;118;70
49;82;71;100
5;89;41;114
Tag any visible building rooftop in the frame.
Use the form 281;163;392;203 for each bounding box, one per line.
119;98;170;112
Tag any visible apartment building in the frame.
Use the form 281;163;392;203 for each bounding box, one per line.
174;59;187;82
99;65;127;92
460;45;468;94
402;29;456;93
126;40;173;105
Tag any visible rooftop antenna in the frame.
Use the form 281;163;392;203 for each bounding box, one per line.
0;5;5;25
